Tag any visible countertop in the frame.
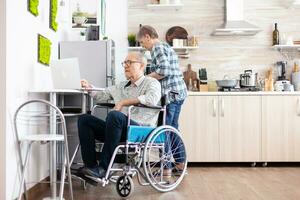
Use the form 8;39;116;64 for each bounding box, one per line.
188;91;300;96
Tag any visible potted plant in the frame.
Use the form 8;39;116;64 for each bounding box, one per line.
127;33;136;47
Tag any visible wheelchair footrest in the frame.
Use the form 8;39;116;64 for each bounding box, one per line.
85;175;106;185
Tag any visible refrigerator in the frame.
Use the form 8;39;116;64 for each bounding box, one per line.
59;40;115;87
59;40;116;165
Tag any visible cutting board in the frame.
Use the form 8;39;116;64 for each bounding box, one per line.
183;64;197;88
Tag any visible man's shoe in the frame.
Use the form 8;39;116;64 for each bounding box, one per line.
74;167;98;186
82;166;106;179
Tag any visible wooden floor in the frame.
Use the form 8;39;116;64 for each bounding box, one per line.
31;166;300;200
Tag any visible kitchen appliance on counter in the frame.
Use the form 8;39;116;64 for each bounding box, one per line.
274;61;292;91
240;70;257;88
216;74;260;92
274;80;294;92
275;61;287;81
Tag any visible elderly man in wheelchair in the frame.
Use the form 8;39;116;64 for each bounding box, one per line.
77;52;187;197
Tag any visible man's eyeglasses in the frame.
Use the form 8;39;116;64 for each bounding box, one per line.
121;60;141;67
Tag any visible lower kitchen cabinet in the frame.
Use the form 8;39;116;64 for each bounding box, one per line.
179;95;261;162
262;95;300;161
180;94;300;162
179;96;219;162
219;96;261;161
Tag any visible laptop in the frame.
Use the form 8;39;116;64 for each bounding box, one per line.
50;58;82;89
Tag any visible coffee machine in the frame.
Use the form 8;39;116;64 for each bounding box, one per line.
274;61;291;91
276;61;287;80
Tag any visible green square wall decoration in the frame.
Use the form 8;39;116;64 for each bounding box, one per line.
50;0;58;31
38;34;52;66
28;0;39;16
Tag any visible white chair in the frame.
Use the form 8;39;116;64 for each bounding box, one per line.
13;99;73;200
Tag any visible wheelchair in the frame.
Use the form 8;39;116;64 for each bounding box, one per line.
71;100;188;198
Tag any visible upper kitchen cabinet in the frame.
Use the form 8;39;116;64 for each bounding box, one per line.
179;95;219;162
262;95;300;161
219;96;261;162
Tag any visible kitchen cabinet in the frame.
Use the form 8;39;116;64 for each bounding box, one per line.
219;96;261;161
179;96;219;162
179;95;261;162
262;95;300;161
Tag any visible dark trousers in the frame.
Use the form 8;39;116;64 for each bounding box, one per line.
165;100;185;165
77;111;138;170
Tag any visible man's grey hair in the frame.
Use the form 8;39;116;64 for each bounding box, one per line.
132;52;147;67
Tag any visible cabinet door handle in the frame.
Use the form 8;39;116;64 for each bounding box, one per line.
213;98;217;117
221;98;225;117
297;98;300;117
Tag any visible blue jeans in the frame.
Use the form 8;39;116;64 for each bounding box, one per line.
165;100;185;167
78;111;138;170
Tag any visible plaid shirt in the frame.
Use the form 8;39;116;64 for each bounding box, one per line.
149;42;187;102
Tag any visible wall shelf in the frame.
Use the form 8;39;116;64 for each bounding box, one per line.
173;46;199;50
128;46;199;51
128;46;198;59
272;45;300;60
128;46;144;51
272;45;300;51
146;4;183;11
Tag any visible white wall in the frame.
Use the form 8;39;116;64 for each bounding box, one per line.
0;0;6;199
6;1;67;199
105;0;128;83
5;0;128;198
128;0;300;80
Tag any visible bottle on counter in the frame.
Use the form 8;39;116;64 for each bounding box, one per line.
273;23;280;45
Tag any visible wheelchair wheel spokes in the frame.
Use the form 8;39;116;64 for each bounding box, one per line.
143;126;187;192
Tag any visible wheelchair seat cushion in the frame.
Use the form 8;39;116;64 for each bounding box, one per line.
127;126;165;143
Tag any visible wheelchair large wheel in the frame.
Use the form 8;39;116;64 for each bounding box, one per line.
116;175;134;198
143;125;187;192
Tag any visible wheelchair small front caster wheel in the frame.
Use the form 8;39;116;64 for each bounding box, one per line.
116;175;134;198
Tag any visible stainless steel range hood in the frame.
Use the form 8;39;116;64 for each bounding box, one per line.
212;0;261;36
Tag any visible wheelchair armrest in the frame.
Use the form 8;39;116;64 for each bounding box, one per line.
95;103;115;108
134;104;163;110
96;103;162;110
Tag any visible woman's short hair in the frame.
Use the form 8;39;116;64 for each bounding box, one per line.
137;25;159;40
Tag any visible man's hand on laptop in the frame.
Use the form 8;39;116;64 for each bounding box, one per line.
81;79;92;89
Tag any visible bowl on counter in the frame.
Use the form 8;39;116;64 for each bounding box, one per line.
215;75;238;88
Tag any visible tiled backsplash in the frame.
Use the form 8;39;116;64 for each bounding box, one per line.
128;0;300;81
